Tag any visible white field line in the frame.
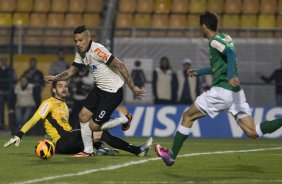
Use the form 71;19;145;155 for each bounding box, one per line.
100;180;282;184
12;147;282;184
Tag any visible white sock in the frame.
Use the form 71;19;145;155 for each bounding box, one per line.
255;124;263;137
101;116;128;130
80;121;94;154
177;125;190;135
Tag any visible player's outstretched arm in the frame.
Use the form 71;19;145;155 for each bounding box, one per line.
193;67;212;76
4;107;43;147
110;58;146;99
188;69;198;77
44;65;78;83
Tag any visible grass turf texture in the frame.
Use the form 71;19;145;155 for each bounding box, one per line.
0;136;282;184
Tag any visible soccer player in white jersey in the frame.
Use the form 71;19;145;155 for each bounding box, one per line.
45;25;152;157
155;12;282;166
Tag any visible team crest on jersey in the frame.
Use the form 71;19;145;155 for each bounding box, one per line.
60;117;67;123
91;65;97;72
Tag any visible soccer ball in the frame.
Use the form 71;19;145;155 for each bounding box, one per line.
35;139;55;159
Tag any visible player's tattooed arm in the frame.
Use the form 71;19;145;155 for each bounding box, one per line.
110;57;146;98
45;65;78;83
56;71;68;79
54;65;78;81
111;58;135;90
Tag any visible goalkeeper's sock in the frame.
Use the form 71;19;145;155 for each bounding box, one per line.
93;141;104;150
171;125;190;160
101;131;140;155
256;118;282;136
80;121;94;154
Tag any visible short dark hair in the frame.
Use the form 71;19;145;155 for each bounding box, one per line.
134;60;141;67
199;11;218;32
52;80;68;89
57;48;65;54
29;57;37;63
52;81;59;90
74;25;87;34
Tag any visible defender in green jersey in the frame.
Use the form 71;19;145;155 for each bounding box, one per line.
155;12;282;166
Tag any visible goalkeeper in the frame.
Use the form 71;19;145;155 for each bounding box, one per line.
4;80;118;156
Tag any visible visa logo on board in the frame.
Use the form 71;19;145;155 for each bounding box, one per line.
113;106;282;138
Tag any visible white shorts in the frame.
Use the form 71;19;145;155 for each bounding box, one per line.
195;87;251;119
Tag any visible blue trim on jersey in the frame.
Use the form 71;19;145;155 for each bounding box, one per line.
224;48;236;80
195;67;212;76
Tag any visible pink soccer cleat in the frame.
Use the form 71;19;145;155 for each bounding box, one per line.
154;143;175;166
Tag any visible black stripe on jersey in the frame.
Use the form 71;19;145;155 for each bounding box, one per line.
106;55;115;66
46;114;67;135
87;40;92;52
72;62;85;70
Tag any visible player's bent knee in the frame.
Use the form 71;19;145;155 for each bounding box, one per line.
79;111;90;123
181;113;193;128
89;122;101;131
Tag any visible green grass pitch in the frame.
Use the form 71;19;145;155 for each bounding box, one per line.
0;136;282;184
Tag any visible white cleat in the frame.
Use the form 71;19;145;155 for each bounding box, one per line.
138;137;153;157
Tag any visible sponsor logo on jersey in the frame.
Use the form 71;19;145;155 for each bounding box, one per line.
93;48;109;61
94;118;101;122
39;102;50;116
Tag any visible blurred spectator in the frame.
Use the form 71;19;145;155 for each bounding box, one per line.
14;75;36;127
131;60;146;99
48;49;70;75
22;57;45;107
0;56;17;131
69;68;94;129
260;59;282;106
175;59;200;104
152;57;177;104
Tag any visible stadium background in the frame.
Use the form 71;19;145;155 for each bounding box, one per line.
0;0;282;138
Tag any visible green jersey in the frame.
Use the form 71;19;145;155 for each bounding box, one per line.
208;33;241;92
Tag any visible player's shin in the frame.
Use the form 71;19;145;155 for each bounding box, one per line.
101;116;128;130
101;130;140;155
171;125;190;160
80;121;94;154
257;118;282;136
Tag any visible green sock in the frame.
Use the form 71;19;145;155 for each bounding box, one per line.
171;131;188;160
260;118;282;134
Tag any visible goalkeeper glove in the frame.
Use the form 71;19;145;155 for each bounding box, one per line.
3;131;24;147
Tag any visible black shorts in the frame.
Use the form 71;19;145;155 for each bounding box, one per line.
55;130;84;154
84;86;123;125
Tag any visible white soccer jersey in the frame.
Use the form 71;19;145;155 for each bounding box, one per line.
73;42;124;93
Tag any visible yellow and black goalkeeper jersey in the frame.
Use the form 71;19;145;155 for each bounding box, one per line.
20;97;72;144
